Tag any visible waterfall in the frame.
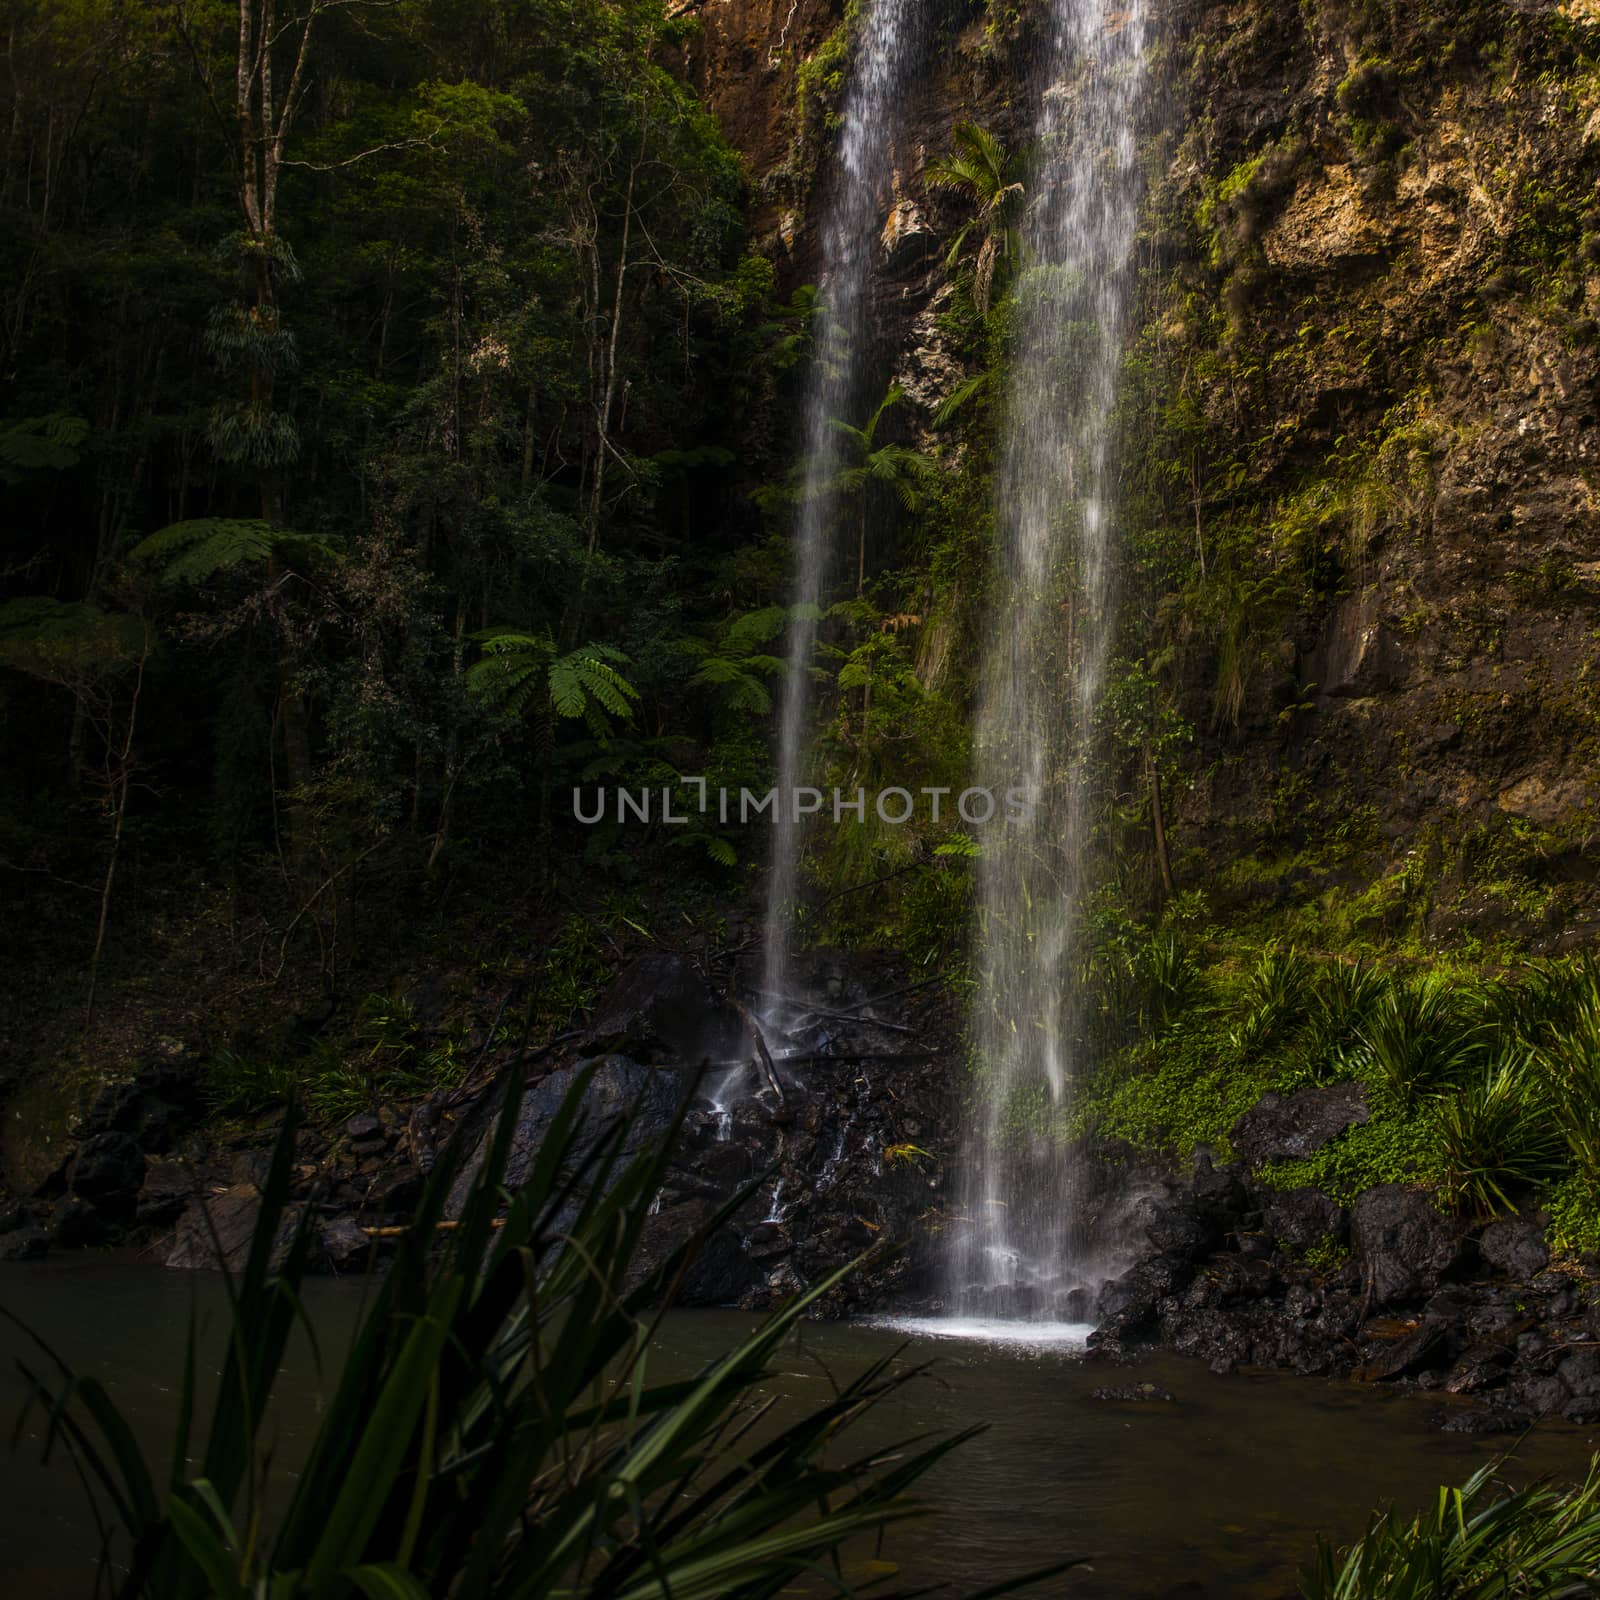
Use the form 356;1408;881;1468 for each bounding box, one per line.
761;0;924;1023
954;0;1154;1321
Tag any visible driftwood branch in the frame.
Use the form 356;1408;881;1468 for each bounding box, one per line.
728;996;786;1109
751;988;916;1035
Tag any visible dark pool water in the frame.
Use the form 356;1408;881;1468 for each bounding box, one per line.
3;1261;1597;1598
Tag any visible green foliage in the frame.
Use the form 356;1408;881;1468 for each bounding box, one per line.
130;520;339;585
468;631;639;736
1303;961;1391;1078
0;412;88;483
1307;1456;1600;1600
1355;974;1492;1111
1229;943;1315;1058
1431;1052;1562;1218
924;121;1024;317
0;597;149;686
11;1067;1061;1598
681;604;819;715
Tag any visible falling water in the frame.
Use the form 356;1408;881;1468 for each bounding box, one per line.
954;0;1155;1320
761;0;926;1024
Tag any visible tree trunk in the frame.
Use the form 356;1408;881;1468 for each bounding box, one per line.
1145;743;1176;902
86;636;149;1025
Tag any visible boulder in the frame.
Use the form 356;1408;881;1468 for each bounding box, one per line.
1360;1323;1455;1382
581;954;741;1065
1095;1253;1193;1338
446;1054;687;1216
69;1132;145;1212
1261;1186;1349;1252
136;1158;198;1227
0;1226;50;1261
1140;1187;1213;1260
1352;1184;1466;1307
166;1183;297;1271
1557;1350;1600;1399
49;1194;102;1247
315;1214;373;1271
1515;1374;1571;1416
79;1063;203;1154
1190;1151;1249;1232
1230;1084;1369;1166
1443;1344;1514;1395
1478;1216;1549;1279
1440;1405;1531;1435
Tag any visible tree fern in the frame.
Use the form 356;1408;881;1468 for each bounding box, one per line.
682;604;822;715
130;519;338;585
469;630;639;737
0;413;88;484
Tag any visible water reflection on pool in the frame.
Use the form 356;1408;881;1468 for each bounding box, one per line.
3;1262;1598;1597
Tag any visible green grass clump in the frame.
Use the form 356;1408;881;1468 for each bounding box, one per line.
1307;1455;1600;1599
1073;937;1600;1232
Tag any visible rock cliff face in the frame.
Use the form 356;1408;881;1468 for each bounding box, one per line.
685;0;1600;948
1159;0;1600;948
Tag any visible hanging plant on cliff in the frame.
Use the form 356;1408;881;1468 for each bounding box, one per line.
924;120;1024;318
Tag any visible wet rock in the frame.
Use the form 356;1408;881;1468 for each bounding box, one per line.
1095;1254;1195;1337
1191;1152;1249;1232
1089;1382;1176;1403
581;954;740;1065
1443;1344;1514;1394
1564;1395;1600;1424
1516;1374;1571;1416
1479;1216;1549;1279
136;1158;197;1227
1440;1405;1532;1435
49;1194;101;1247
80;1063;202;1155
1423;1288;1471;1327
1360;1323;1454;1382
1231;1084;1369;1167
68;1131;145;1214
1558;1350;1600;1398
1160;1307;1254;1368
1141;1188;1213;1260
0;1225;50;1261
0;1199;44;1234
1261;1186;1348;1251
167;1183;297;1271
315;1214;372;1271
344;1112;382;1141
1283;1281;1322;1320
447;1054;686;1214
1351;1185;1466;1307
1466;1293;1531;1341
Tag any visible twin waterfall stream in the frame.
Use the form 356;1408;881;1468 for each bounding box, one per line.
765;0;1156;1334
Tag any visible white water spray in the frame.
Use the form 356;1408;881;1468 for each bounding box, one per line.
762;0;926;1020
954;0;1155;1320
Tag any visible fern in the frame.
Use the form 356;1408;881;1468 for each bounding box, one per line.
0;598;148;682
469;630;639;736
0;413;88;484
130;519;338;584
683;603;822;715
